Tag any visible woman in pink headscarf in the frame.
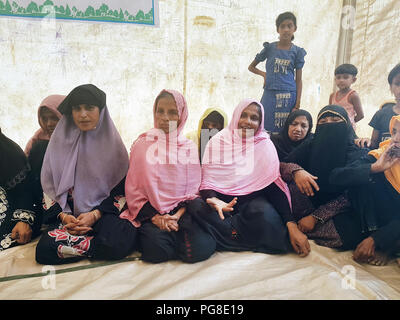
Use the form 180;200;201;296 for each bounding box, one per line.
120;89;216;263
192;99;311;256
25;95;64;156
25;95;65;224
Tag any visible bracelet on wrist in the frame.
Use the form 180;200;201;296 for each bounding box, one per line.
58;212;68;225
91;210;100;221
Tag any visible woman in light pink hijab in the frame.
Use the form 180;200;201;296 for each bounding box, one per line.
25;95;65;230
121;89;216;263
193;98;311;256
24;95;64;156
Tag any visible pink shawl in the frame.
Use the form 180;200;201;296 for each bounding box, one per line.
24;95;64;155
200;99;291;205
120;89;202;227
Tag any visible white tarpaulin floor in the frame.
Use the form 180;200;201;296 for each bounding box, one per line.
0;237;399;300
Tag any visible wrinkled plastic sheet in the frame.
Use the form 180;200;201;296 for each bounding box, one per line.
0;238;398;300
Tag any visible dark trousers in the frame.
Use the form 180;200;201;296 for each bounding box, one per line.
35;214;138;265
348;174;400;252
192;196;291;254
138;199;216;264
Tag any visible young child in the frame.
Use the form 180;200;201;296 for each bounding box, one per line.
248;11;306;134
329;64;363;130
355;63;400;149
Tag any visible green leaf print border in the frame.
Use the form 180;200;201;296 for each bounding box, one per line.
0;0;155;25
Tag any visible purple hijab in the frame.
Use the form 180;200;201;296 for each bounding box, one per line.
41;85;129;217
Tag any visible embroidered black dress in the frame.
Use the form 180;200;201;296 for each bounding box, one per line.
0;129;38;251
35;178;138;265
330;154;400;254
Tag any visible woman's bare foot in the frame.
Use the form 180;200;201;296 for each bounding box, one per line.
353;237;375;263
396;258;400;268
367;251;389;266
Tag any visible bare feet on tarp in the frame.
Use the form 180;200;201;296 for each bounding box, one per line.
366;251;389;266
353;237;389;266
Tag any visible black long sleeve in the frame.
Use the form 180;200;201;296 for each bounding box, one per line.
94;177;127;216
264;183;295;224
201;186;294;224
42;197;63;225
135;201;159;222
371;220;400;251
329;155;376;187
282;139;312;168
9;176;38;230
44;178;128;225
200;189;218;201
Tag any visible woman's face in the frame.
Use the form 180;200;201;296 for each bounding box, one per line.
288;115;310;142
317;115;344;125
391;120;400;147
71;104;100;131
390;73;400;103
155;95;180;134
202;119;223;131
40;107;60;136
237;103;261;138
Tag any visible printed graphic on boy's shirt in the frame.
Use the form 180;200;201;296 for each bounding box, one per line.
274;112;290;129
274;58;291;74
276;93;292;109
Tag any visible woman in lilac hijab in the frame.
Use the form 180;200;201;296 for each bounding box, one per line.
35;84;137;265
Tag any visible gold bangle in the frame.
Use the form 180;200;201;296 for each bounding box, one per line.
58;213;67;225
91;210;100;221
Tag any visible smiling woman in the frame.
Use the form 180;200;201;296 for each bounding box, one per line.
196;98;311;257
237;103;261;139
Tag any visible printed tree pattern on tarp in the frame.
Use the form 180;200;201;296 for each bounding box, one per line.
0;0;155;25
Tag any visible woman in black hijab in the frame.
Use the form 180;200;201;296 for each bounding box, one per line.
281;105;365;250
0;129;39;251
271;109;313;160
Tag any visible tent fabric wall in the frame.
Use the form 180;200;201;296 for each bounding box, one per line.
351;0;400;137
0;0;343;149
0;1;399;300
